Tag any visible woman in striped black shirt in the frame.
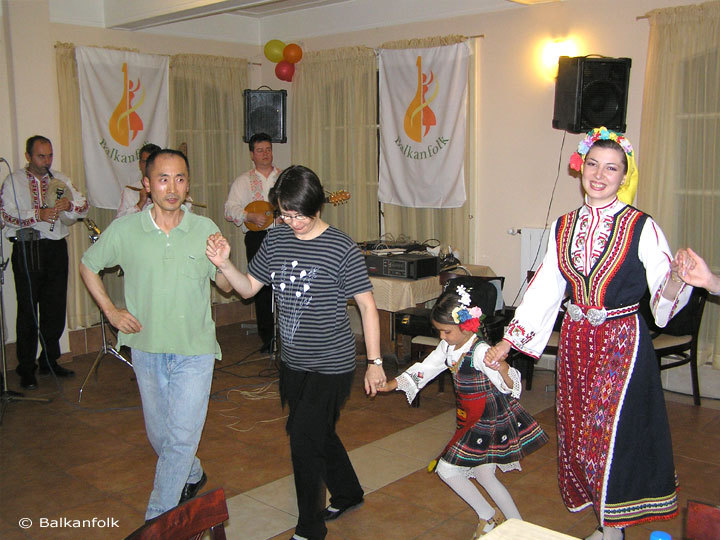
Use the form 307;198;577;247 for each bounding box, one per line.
206;165;385;540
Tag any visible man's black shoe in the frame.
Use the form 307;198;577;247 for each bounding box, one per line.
19;373;38;390
179;472;207;504
39;363;75;377
321;499;363;521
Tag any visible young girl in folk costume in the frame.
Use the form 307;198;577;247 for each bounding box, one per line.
379;284;548;539
486;127;692;540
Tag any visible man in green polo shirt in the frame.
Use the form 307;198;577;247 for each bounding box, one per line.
80;149;232;521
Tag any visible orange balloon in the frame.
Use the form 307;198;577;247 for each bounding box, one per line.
283;43;303;64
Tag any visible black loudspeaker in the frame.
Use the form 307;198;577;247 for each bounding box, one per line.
243;89;287;143
552;56;632;134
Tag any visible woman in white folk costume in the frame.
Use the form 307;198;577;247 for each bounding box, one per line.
379;284;548;539
486;127;692;540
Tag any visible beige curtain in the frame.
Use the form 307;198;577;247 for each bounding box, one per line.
56;42;113;329
466;38;482;266
169;53;249;303
291;46;378;241
379;35;470;259
639;1;720;367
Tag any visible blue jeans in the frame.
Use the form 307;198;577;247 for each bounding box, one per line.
131;350;215;519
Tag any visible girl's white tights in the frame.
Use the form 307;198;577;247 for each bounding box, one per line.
437;462;521;524
585;526;624;540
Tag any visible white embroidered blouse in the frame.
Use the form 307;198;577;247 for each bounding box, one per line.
395;335;522;404
505;197;692;359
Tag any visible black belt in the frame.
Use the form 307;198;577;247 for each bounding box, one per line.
9;236;62;243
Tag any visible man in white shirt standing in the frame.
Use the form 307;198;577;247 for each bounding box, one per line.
224;133;282;353
116;143;160;219
0;135;88;389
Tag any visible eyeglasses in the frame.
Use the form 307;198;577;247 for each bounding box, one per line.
280;213;310;222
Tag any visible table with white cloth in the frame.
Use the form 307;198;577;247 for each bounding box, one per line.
482;519;579;540
367;264;496;362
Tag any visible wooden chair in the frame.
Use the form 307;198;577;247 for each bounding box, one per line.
640;287;708;406
685;499;720;540
124;487;229;540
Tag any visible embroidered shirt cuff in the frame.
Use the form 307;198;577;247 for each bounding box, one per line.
396;373;419;404
507;368;522;399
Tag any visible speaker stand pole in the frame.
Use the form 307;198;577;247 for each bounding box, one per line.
76;222;132;402
77;308;131;402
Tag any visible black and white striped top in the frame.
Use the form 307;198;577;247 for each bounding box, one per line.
248;225;372;374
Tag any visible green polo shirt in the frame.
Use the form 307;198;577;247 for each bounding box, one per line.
82;207;222;359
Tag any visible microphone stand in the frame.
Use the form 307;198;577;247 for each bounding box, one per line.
0;233;50;426
77;219;132;402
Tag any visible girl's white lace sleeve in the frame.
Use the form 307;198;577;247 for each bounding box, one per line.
393;344;450;404
395;373;420;404
506;367;522;399
471;344;522;399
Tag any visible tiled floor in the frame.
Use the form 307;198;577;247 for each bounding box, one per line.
1;321;718;540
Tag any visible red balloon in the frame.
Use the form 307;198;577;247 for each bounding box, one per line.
275;61;295;82
283;43;303;64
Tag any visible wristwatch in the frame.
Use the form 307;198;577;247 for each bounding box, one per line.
366;357;383;366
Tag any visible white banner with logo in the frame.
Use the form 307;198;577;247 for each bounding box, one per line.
76;46;169;209
378;43;469;208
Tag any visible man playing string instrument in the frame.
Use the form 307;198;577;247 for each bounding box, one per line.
224;132;282;354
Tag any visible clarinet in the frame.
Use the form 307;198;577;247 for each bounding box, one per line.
49;187;64;232
45;168;64;232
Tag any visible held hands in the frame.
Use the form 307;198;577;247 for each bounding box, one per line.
484;340;511;370
206;232;231;269
674;247;720;292
483;352;510;375
375;378;398;393
364;364;388;397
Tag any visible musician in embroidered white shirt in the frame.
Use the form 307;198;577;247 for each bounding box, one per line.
224;133;282;353
0;135;88;389
115;143;160;219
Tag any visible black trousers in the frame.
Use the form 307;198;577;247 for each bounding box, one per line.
245;230;274;346
280;365;363;540
11;238;69;376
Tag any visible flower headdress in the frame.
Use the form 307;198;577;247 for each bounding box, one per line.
569;126;638;205
450;285;485;335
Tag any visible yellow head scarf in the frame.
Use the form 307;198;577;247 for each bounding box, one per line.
569;127;638;205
